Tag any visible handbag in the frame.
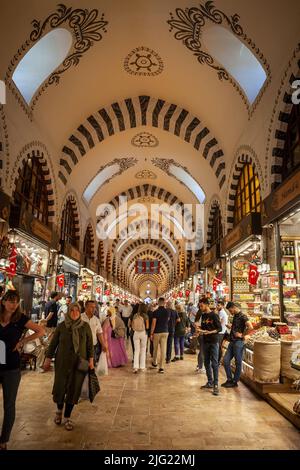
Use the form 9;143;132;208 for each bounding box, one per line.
88;369;100;403
77;355;89;373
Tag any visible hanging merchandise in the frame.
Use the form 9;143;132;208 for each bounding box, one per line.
82;282;88;290
172;292;178;299
6;244;17;278
212;277;222;292
195;284;201;293
56;273;65;288
104;289;111;296
178;291;183;298
248;263;259;286
185;289;191;297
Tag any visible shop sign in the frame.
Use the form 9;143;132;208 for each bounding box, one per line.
64;242;82;263
201;244;219;267
220;212;262;255
262;169;300;224
30;219;52;245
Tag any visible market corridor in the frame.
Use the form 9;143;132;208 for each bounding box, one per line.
2;352;299;450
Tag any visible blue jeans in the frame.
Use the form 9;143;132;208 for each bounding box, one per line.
0;369;21;444
203;342;219;386
174;336;185;357
223;340;245;383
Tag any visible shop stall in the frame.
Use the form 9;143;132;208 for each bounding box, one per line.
220;212;271;326
263;168;300;326
57;242;82;301
201;243;229;301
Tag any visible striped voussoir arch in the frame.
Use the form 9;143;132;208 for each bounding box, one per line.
84;223;95;258
59;96;225;188
62;195;80;243
105;184;195;230
271;59;300;190
13;149;55;223
226;153;261;230
120;240;174;265
206;199;222;250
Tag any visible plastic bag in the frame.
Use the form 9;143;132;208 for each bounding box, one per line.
80;374;89;400
96;352;108;376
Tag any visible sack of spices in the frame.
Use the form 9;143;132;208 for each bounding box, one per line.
253;340;281;383
281;340;300;380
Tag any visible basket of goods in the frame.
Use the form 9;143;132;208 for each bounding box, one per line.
253;337;281;383
281;339;300;380
276;324;291;335
246;327;280;350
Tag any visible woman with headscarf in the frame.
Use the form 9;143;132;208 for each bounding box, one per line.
43;302;94;431
102;306;128;368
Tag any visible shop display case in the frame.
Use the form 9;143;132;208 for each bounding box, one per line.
281;238;300;326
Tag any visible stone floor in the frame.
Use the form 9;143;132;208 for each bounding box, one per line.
1;348;300;450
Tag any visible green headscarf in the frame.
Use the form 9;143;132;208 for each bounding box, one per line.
64;303;84;354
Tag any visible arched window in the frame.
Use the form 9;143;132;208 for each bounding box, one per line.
282;105;300;181
83;226;93;263
13;156;49;225
12;28;72;104
234;164;261;225
60;200;78;249
210;205;223;246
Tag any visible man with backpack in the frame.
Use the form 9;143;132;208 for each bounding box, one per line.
129;303;149;373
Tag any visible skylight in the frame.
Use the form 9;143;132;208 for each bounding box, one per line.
12;28;73;104
202;25;267;104
83;163;120;205
169;164;206;204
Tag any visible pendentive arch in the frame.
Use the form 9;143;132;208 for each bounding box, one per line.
59;96;226;188
206;195;223;250
60;191;81;246
270;54;300;190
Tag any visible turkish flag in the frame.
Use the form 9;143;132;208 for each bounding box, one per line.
56;274;65;288
6;244;17;278
212;277;222;292
195;284;201;293
248;263;259;285
185;289;191;297
178;291;183;298
82;282;88;290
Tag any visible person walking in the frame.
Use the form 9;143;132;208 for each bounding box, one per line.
198;297;222;396
0;290;44;450
172;303;189;361
102;307;128;368
222;302;253;388
43;302;94;431
81;300;107;364
150;297;170;374
166;300;179;363
129;303;149;373
216;300;228;365
45;291;60;333
119;299;133;339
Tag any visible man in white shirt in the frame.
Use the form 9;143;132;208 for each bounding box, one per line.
119;299;133;339
57;295;72;324
82;300;107;363
216;299;228;365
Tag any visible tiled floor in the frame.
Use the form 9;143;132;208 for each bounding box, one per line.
1;348;300;450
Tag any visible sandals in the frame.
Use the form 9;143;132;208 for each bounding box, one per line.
64;419;74;431
54;411;62;425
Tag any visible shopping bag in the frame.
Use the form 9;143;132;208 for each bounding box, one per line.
96;352;108;376
88;369;100;403
80;373;89;400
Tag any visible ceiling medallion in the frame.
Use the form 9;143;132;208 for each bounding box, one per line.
135;169;157;179
124;47;164;76
131;132;159;148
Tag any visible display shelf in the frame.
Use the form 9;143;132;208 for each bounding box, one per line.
282;255;296;258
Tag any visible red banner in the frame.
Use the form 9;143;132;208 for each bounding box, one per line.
56;274;65;288
6;244;17;278
248;263;259;285
212;277;222;292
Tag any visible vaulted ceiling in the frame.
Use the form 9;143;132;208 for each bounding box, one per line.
1;0;299;296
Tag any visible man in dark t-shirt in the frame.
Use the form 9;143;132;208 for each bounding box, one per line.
45;292;60;328
222;302;253;388
150;297;170;373
166;300;179;363
198;297;222;396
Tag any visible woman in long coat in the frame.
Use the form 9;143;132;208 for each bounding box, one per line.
43;302;94;431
